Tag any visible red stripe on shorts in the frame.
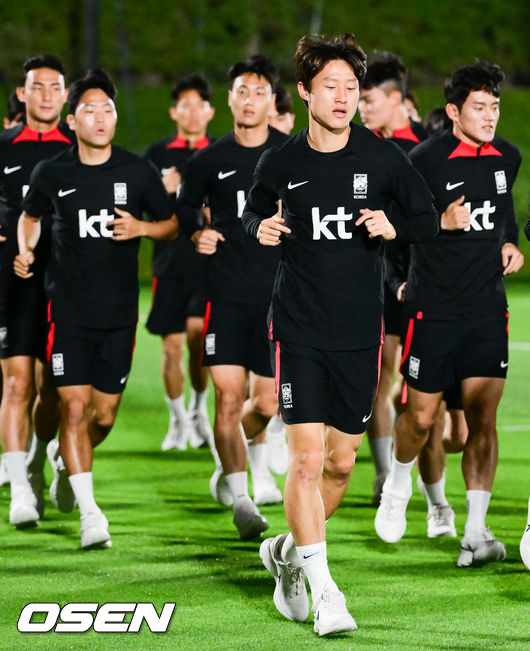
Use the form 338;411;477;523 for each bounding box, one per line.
151;276;158;308
401;381;408;405
506;311;509;335
274;341;281;399
375;316;385;395
46;322;55;364
201;301;212;364
399;316;416;371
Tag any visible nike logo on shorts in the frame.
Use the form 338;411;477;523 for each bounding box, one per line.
500;360;508;368
58;188;77;197
4;165;22;174
120;373;130;384
446;181;464;191
362;411;373;423
218;170;236;180
287;180;308;190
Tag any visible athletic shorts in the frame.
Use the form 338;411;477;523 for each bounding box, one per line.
270;340;382;434
400;310;509;393
146;275;205;336
0;276;47;361
47;322;137;394
383;285;403;337
443;382;463;410
202;301;272;377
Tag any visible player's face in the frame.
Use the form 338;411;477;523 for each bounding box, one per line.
70;88;117;149
298;59;359;132
449;90;500;146
228;73;274;129
358;86;395;131
170;89;214;137
268;107;295;135
18;67;66;125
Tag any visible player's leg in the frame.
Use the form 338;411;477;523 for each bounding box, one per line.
443;408;468;453
186;314;212;448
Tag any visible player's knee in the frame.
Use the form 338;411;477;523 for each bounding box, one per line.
407;408;436;434
162;338;184;362
324;454;354;481
61;398;90;428
289;448;324;481
251;395;278;421
2;372;33;405
216;390;244;420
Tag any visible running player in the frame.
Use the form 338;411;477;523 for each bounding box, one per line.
0;55;72;528
143;73;215;451
14;69;177;548
358;51;428;506
178;54;287;538
268;84;296;135
242;33;437;636
375;61;524;568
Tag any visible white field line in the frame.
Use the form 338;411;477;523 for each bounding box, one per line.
510;341;530;351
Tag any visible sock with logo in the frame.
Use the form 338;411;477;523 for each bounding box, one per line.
368;436;392;479
464;489;491;534
296;541;336;608
387;455;415;494
226;471;249;502
69;472;99;516
26;435;48;473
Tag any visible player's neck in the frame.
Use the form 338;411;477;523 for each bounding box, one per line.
452;124;487;149
233;121;269;148
306;119;350;153
77;141;112;165
177;129;206;148
380;110;410;139
25;115;61;133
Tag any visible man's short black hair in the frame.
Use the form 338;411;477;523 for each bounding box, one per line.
362;51;406;97
171;73;212;105
228;54;279;89
444;60;505;110
6;91;25;123
23;54;65;79
275;84;294;115
295;33;366;93
423;107;452;136
67;68;117;114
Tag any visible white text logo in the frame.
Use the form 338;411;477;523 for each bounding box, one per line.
236;190;246;218
312;206;353;240
78;209;114;239
463;200;495;232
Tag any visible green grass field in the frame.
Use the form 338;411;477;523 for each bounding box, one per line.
1;283;529;649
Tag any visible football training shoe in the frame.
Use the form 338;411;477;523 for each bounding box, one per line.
313;582;357;637
520;498;530;571
0;455;9;486
374;473;412;543
457;526;506;567
189;409;213;449
427;504;457;538
209;465;234;506
47;438;76;513
233;496;269;541
9;485;39;528
253;473;283;506
266;415;288;475
80;509;112;549
28;471;46;519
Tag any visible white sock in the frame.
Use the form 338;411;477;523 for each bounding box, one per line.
368;436;393;478
165;395;188;420
266;414;284;434
26;436;49;473
424;473;449;509
226;471;249;501
4;451;30;490
69;472;99;516
465;490;491;534
190;388;208;412
248;443;269;477
280;532;301;567
296;541;336;607
388;455;415;493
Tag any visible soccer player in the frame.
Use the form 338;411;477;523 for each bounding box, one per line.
3;92;25;129
178;54;287;539
14;69;177;548
268;84;296;135
375;61;524;568
242;33;437;636
143;73;215;451
0;55;73;527
358;51;428;505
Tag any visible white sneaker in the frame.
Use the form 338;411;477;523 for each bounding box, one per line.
374;474;412;543
457;526;506;567
427;504;457;538
9;486;39;528
253;473;282;505
372;473;387;507
209;465;234;506
520;498;530;570
47;439;76;513
313;582;357;636
259;534;309;621
161;415;191;451
28;471;46;518
233;496;269;541
80;509;112;549
0;455;9;486
266;416;288;475
189;409;212;449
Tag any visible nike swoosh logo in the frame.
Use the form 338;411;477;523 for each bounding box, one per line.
58;188;77;197
4;165;22;175
287;181;309;190
500;361;508;368
120;373;129;384
446;181;464;191
218;170;236;180
362;411;373;423
302;552;318;559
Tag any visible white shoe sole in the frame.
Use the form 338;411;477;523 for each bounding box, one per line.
10;504;39;528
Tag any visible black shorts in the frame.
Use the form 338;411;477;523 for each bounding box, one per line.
47;322;137;394
400;310;509;393
443;382;463;410
0;276;47;361
202;301;273;377
146;275;205;336
270;340;381;434
383;284;403;337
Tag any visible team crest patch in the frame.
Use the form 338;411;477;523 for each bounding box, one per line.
205;334;216;356
281;383;293;408
0;327;7;350
353;174;368;199
409;356;420;380
114;182;127;205
494;170;507;194
51;353;65;376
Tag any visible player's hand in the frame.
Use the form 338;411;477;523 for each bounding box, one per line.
191;228;225;255
111;207;145;240
397;282;407;302
501;242;524;275
13;251;34;278
0;225;5;242
440;195;469;230
356;209;396;240
256;215;291;246
162;167;181;195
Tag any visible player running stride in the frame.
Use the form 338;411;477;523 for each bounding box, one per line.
243;33;438;636
14;69;178;548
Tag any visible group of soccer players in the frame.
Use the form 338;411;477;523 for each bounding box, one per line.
1;31;529;637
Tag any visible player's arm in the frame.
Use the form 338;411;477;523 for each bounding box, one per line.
14;212;41;278
385;240;409;299
111;207;178;241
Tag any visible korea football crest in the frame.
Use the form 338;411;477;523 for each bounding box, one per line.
353;174;368;199
114;182;127;205
494;170;507;194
